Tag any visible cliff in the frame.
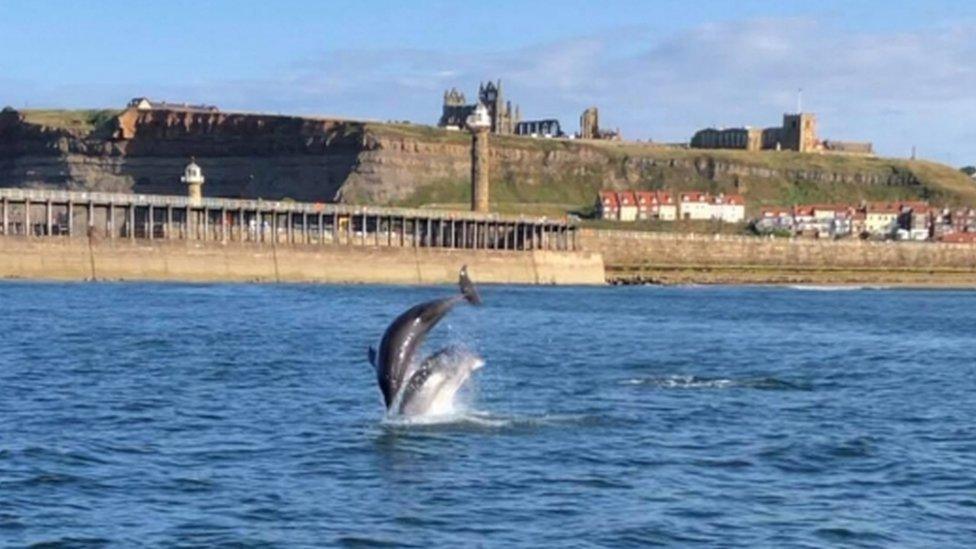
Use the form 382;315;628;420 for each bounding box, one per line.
2;107;975;213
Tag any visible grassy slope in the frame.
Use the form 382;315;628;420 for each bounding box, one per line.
16;114;975;216
20;109;121;133
369;123;976;215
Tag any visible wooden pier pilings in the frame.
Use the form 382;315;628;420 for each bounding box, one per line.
0;189;579;252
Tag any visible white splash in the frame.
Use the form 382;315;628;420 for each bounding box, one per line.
387;347;484;420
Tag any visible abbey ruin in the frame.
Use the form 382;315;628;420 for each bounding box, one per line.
438;82;619;141
439;80;520;135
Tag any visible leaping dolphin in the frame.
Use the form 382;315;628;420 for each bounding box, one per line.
369;266;482;415
396;345;484;416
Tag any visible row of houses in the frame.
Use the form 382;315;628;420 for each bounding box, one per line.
597;191;746;223
755;202;976;241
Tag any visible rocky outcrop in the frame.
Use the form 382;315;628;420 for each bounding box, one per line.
1;107;972;207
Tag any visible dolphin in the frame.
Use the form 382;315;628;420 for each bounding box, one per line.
369;266;482;414
395;346;485;416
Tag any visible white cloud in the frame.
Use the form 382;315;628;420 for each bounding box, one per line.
6;18;976;162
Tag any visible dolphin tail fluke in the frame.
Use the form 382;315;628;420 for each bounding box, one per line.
459;265;482;306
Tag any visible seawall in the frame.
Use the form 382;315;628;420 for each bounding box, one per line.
0;237;605;285
580;229;976;285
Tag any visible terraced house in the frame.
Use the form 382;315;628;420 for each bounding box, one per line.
597;191;744;223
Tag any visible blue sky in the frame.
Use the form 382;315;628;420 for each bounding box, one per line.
2;0;975;163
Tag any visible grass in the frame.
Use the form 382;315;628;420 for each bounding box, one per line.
20;109;122;133
14;112;976;231
378;123;976;221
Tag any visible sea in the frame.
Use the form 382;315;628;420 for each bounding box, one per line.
1;282;975;547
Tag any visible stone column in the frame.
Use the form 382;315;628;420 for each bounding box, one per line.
470;127;490;213
46;200;52;236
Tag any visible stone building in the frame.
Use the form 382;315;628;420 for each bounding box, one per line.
580;107;599;139
128;97;219;113
690;127;763;151
691;112;872;155
438;80;520;135
578;107;621;140
780;113;818;153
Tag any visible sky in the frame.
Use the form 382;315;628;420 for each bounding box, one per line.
2;0;975;163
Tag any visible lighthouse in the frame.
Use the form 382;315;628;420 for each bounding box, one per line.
465;103;491;213
181;158;205;205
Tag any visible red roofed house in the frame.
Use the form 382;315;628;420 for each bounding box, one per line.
711;194;746;223
636;191;677;221
617;191;638;221
865;203;901;236
634;191;654;220
951;207;976;233
679;192;712;220
755;206;794;233
792;205;818;235
597;191;620;220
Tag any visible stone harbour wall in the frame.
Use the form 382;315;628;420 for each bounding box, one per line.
581;229;976;269
0;237;605;286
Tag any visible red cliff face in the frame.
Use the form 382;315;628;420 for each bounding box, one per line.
0;108;369;200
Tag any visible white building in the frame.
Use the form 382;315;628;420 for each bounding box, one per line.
679;192;713;220
711;194;746;223
617;191;638;222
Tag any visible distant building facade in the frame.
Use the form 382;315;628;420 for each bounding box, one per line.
691;127;763;151
438;80;520;135
754;201;934;240
515;119;563;138
635;191;677;220
128;97;219;113
598;190;744;223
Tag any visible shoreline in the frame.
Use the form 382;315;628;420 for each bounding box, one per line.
606;265;976;288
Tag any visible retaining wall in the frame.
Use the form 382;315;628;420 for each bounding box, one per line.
581;229;976;270
0;237;605;285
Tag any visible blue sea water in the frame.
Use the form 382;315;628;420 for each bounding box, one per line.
1;281;976;547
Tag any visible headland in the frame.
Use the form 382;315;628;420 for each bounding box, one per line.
3;103;976;287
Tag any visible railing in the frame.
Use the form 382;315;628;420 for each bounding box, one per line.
0;188;564;224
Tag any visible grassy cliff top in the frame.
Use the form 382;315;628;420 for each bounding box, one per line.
368;122;976;211
20;109;121;133
13;112;975;212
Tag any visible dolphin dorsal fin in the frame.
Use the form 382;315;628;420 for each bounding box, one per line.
368;346;378;370
459;265;482;306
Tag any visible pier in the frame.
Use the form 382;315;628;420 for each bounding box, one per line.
0;188;579;252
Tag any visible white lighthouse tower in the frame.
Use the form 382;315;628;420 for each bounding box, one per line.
465;103;491;213
181;158;205;205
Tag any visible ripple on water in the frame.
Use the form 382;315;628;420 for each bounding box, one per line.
623;374;813;391
1;283;975;546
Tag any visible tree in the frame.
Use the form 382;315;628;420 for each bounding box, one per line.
960;166;976;177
